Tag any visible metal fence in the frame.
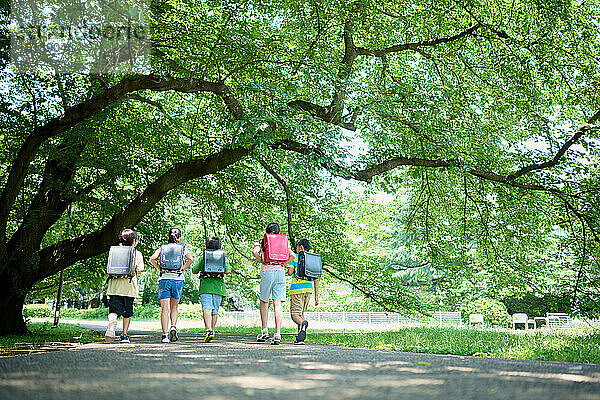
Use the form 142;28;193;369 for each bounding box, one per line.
218;311;462;329
219;311;600;331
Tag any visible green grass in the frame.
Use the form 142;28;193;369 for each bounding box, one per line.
284;326;600;364
0;322;103;349
180;325;308;334
24;304;222;321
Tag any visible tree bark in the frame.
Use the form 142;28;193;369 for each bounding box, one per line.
0;267;30;335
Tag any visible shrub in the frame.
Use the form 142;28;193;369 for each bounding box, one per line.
177;304;205;320
461;297;511;327
501;293;573;317
23;304;53;318
133;305;161;320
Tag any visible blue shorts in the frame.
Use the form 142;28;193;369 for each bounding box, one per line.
260;270;286;302
158;279;184;300
200;293;223;315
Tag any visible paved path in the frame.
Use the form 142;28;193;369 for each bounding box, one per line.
1;330;600;400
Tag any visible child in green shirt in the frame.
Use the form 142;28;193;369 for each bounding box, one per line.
191;236;232;342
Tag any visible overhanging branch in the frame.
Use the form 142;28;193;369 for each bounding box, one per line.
0;74;244;241
356;24;481;57
508;110;600;181
257;159;296;247
37;145;250;277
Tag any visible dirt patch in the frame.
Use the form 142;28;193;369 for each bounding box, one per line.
0;342;83;358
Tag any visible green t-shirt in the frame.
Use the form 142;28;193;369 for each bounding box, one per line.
191;255;231;296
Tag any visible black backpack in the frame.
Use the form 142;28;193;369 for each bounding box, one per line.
296;251;322;281
201;249;226;278
107;246;136;279
159;243;185;272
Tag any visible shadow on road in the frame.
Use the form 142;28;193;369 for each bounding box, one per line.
1;332;600;399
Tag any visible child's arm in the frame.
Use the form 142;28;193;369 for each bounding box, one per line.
224;258;232;274
252;243;262;263
286;248;295;264
287;254;297;275
149;248;161;269
190;258;201;275
314;278;319;306
135;251;145;274
182;253;194;271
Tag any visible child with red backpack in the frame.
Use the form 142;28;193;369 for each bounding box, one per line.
252;222;294;345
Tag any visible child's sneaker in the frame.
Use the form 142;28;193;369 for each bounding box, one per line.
294;339;306;345
271;334;281;345
120;334;131;343
256;330;270;342
161;334;170;343
104;318;117;343
204;330;214;343
168;325;178;342
296;320;308;343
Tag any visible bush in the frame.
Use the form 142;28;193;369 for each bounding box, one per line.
177;304;205;319
502;293;573;317
23;304;53;318
461;297;511;327
133;305;161;320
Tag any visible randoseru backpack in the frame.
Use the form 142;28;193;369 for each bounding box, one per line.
262;233;289;263
107;246;136;279
159;243;185;272
296;251;322;280
202;249;226;278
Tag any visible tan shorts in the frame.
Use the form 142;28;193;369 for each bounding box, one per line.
290;292;312;316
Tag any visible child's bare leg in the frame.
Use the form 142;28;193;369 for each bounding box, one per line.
291;313;303;328
169;298;180;327
160;299;170;334
203;309;213;330
212;313;218;331
123;317;131;335
259;299;269;330
273;300;283;335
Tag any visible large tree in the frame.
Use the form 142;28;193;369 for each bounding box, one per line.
1;0;599;334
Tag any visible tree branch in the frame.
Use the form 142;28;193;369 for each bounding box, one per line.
273;138;598;239
355;25;481;57
37;146;250;279
0;74;244;240
287;19;359;131
508;110;600;181
322;265;426;315
288;24;480;131
257;159;296;247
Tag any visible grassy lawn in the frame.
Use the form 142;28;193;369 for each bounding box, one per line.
0;322;103;356
283;326;600;364
180;325;303;334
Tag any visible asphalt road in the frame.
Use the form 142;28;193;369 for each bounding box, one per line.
1;330;599;400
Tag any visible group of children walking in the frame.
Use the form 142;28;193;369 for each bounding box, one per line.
104;223;318;346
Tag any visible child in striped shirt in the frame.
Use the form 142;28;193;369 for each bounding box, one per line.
286;238;318;345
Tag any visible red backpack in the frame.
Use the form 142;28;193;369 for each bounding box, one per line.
262;233;289;263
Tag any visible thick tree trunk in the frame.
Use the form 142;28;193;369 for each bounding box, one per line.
0;265;29;335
